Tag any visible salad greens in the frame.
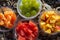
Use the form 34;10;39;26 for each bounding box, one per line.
20;0;40;17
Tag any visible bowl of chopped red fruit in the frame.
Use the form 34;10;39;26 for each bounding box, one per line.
14;16;39;40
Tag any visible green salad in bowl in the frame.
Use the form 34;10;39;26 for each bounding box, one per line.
17;0;42;19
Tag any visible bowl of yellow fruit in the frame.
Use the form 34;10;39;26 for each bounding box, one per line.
17;0;42;20
39;10;60;35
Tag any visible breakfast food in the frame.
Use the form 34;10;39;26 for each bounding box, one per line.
40;11;60;34
16;20;38;40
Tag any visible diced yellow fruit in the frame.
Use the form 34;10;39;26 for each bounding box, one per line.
46;14;49;18
52;15;60;20
45;29;51;34
52;15;56;19
46;24;52;29
41;14;45;20
50;20;56;23
40;22;47;31
42;26;47;31
40;22;46;26
55;16;60;20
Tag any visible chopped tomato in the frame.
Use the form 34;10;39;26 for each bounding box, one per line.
18;36;26;40
20;30;25;37
29;21;36;28
16;21;38;40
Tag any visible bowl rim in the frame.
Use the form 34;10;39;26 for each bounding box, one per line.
17;0;42;20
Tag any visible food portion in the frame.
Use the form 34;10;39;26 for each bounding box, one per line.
0;7;16;29
20;0;40;17
40;11;60;34
16;20;38;40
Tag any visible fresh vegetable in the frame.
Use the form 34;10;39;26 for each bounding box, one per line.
16;20;38;40
0;7;16;29
40;11;60;34
20;0;40;17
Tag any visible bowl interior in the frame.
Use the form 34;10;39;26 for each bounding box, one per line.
0;7;17;32
39;10;60;35
17;0;42;19
14;15;39;40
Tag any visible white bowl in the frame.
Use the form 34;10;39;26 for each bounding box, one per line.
17;0;42;20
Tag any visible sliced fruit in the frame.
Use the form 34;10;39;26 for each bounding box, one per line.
45;29;51;34
18;36;26;40
16;21;38;40
56;26;60;30
29;21;36;28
